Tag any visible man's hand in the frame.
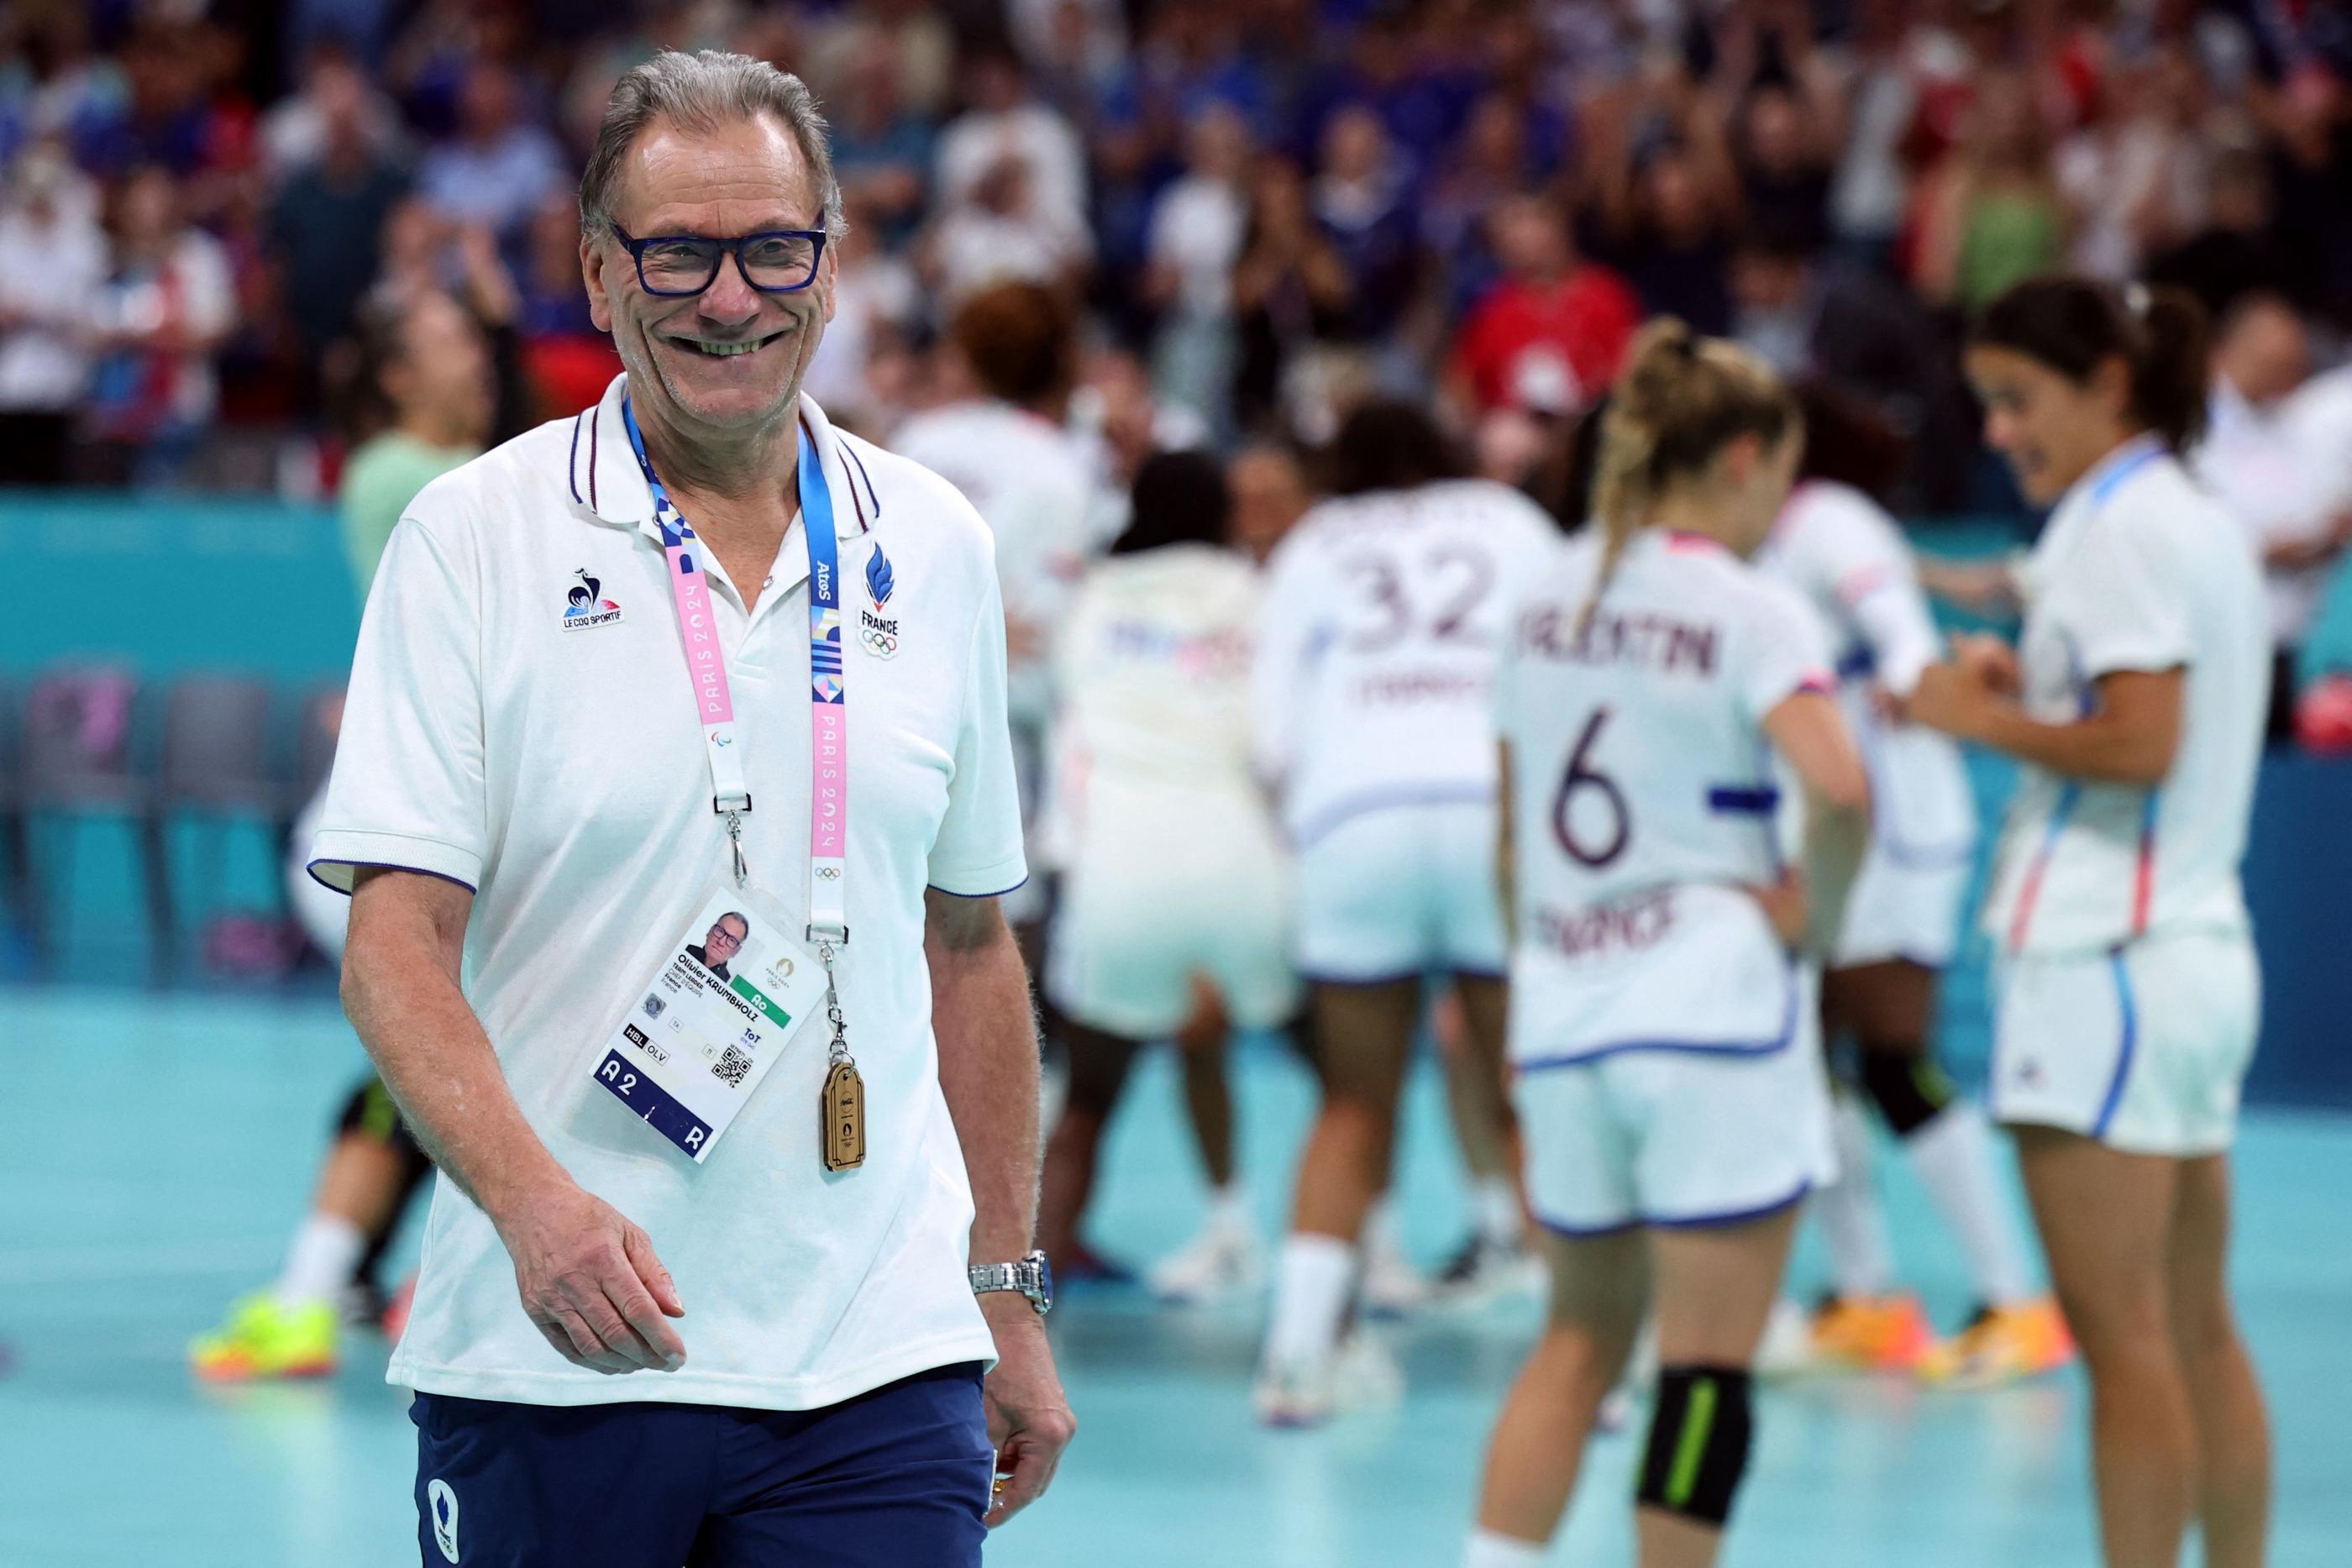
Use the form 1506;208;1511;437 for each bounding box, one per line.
491;1178;686;1375
979;1296;1075;1528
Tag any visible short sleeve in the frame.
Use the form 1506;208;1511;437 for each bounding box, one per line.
308;515;489;894
2062;510;2194;679
927;570;1030;897
1735;581;1837;726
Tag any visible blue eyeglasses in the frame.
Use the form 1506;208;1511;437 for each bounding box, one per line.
608;224;828;296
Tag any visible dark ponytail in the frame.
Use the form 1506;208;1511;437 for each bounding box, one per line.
1971;275;2212;454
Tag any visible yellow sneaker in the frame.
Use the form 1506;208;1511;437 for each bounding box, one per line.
1808;1293;1939;1372
1920;1298;2076;1388
190;1294;338;1382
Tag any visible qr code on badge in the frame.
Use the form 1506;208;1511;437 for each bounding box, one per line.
713;1044;753;1088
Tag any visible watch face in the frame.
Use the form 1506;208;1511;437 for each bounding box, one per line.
1032;1251;1054;1306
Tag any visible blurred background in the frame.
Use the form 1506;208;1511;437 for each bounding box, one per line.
4;1;2352;1565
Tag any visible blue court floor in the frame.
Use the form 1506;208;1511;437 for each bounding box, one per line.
3;984;2348;1567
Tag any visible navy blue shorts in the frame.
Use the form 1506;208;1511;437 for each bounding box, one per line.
412;1362;990;1567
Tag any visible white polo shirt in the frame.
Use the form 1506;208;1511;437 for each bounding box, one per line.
311;375;1026;1412
1983;437;2267;957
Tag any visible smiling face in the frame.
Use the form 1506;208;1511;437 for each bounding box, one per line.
582;113;837;446
1966;343;2135;506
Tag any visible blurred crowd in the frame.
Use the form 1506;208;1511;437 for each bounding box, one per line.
3;0;2352;517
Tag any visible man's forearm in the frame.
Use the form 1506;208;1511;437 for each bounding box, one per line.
927;895;1042;1263
343;873;569;1220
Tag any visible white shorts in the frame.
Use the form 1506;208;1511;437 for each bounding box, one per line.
1047;789;1299;1039
1514;999;1835;1235
1831;842;1971;970
1293;800;1506;982
1992;927;2260;1157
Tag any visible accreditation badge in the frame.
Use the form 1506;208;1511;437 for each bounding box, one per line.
591;890;829;1163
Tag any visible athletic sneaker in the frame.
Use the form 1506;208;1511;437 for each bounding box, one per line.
1053;1242;1137;1289
1919;1298;2076;1388
1807;1293;1939;1372
1752;1296;1819;1378
1147;1214;1265;1306
1427;1235;1545;1310
1253;1329;1405;1427
1357;1235;1431;1317
381;1274;417;1343
189;1296;338;1381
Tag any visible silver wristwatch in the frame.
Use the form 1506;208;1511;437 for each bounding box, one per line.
969;1250;1053;1315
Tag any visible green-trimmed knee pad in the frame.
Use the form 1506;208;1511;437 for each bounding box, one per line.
1860;1049;1956;1137
1637;1365;1754;1527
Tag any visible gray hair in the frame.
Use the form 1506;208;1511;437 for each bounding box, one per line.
579;50;846;242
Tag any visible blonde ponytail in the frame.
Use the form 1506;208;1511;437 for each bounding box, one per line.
1575;317;1794;635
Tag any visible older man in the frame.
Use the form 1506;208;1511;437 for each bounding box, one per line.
310;50;1073;1567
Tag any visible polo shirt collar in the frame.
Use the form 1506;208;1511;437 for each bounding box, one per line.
567;373;873;545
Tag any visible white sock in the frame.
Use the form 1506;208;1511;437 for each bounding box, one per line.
1206;1182;1252;1235
275;1214;365;1308
1264;1233;1356;1367
1817;1095;1898;1299
1905;1101;2035;1306
1462;1526;1549;1567
1362;1194;1406;1263
1473;1175;1524;1248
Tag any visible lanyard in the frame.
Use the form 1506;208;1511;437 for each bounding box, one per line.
621;396;849;952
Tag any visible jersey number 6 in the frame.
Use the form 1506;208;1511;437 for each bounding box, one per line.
1552;708;1630;868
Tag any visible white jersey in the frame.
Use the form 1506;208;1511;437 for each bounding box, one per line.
1046;543;1265;853
1252;479;1558;846
1495;528;1836;1066
1756;480;1976;868
1985;438;2268;957
890;400;1105;727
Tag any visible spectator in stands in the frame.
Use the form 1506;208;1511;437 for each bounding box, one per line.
415;60;562;244
68;24;216;181
2193;294;2352;738
1145;101;1253;433
268;57;411;371
1309;103;1419;347
512;193;618;422
2263;63;2352;328
1822;0;1927;272
1913;68;2071;312
925;144;1094;312
936;41;1088;241
2056;45;2218;284
1423;96;1541;320
0;146;106;485
826;32;935;251
1729;222;1977;514
2145;136;2307;317
1578;57;1743;334
338;287;492;597
1446;191;1638;419
259;41;407;181
1229;155;1352;439
80;165;236;486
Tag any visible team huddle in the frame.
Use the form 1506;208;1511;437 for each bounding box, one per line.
1037;275;2270;1568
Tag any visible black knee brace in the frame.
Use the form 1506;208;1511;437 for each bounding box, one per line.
1637;1366;1754;1528
1859;1049;1956;1137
